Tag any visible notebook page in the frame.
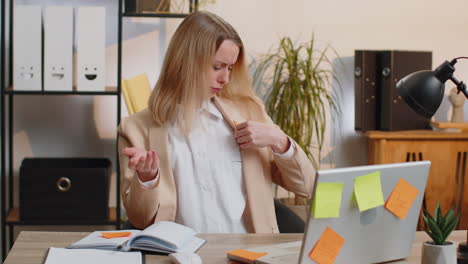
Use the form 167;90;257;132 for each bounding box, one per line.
129;221;196;250
68;230;139;250
178;236;206;253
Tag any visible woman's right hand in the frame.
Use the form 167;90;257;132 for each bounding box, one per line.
123;147;160;182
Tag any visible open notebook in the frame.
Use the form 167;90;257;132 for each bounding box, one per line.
68;221;206;254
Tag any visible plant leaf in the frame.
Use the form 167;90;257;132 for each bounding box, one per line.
250;35;342;172
426;213;443;244
435;201;442;225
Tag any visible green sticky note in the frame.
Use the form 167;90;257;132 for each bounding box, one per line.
354;171;385;212
312;182;344;218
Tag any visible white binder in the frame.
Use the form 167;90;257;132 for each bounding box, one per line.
13;6;42;91
44;6;73;91
76;7;106;92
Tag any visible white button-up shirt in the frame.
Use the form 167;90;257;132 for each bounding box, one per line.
142;99;294;233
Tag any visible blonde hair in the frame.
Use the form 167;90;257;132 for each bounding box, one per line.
148;11;260;136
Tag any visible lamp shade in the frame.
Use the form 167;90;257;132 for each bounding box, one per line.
396;70;445;119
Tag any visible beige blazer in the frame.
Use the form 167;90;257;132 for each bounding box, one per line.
118;96;315;233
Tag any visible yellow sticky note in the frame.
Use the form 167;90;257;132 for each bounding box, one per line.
354;171;385;212
309;227;345;264
227;249;268;261
385;178;419;219
312;182;344;218
101;232;132;239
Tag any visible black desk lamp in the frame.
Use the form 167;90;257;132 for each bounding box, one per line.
397;57;468;118
396;57;468;263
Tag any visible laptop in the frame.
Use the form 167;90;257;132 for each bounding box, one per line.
298;161;431;264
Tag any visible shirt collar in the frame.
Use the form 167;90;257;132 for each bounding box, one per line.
201;99;223;120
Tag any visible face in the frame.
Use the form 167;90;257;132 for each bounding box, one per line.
209;40;240;97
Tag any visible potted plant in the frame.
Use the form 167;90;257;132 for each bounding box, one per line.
422;202;460;264
251;35;342;204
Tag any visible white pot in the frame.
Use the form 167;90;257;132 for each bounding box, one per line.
421;241;456;264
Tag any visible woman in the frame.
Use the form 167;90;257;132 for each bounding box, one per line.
118;11;315;233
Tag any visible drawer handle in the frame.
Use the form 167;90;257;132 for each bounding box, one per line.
56;177;71;192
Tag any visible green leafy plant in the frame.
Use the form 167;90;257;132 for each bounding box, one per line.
251;35;342;170
422;202;460;245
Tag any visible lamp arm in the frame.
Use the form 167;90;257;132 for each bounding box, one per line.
449;75;468;99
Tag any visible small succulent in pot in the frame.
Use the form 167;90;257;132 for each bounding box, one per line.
422;202;459;245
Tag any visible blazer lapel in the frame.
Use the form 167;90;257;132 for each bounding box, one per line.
213;96;273;233
212;96;247;131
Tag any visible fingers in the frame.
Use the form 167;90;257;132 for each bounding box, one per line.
127;148;147;169
235;121;249;130
236;135;252;144
235;128;250;138
151;151;159;170
234;121;253;140
235;121;255;146
234;120;272;149
138;152;152;171
129;153;144;170
240;141;254;149
128;149;160;172
123;147;138;157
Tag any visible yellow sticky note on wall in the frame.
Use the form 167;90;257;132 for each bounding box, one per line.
385;178;419;219
354;171;385;212
312;182;344;218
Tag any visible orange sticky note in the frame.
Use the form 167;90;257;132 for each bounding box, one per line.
309;227;345;264
101;232;132;239
233;121;240;127
227;249;268;261
385;178;419;219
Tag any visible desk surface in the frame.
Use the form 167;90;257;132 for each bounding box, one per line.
4;230;467;264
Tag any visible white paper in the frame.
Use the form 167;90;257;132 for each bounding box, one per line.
45;248;142;264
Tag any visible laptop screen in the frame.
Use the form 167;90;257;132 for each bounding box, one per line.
298;161;430;264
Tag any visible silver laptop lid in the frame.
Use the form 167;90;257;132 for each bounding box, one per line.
299;161;431;264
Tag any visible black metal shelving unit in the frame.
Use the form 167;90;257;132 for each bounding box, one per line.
0;1;125;260
1;0;199;260
1;0;6;259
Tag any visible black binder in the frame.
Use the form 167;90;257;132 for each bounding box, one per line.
354;50;432;131
354;50;379;131
378;51;432;131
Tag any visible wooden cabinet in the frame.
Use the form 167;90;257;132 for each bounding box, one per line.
365;130;468;229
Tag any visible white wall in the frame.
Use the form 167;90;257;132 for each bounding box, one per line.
3;0;468;257
205;0;468;168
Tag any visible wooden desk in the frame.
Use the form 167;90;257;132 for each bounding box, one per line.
365;130;468;229
4;230;467;263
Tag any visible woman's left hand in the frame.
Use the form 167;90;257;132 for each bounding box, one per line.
234;120;290;153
